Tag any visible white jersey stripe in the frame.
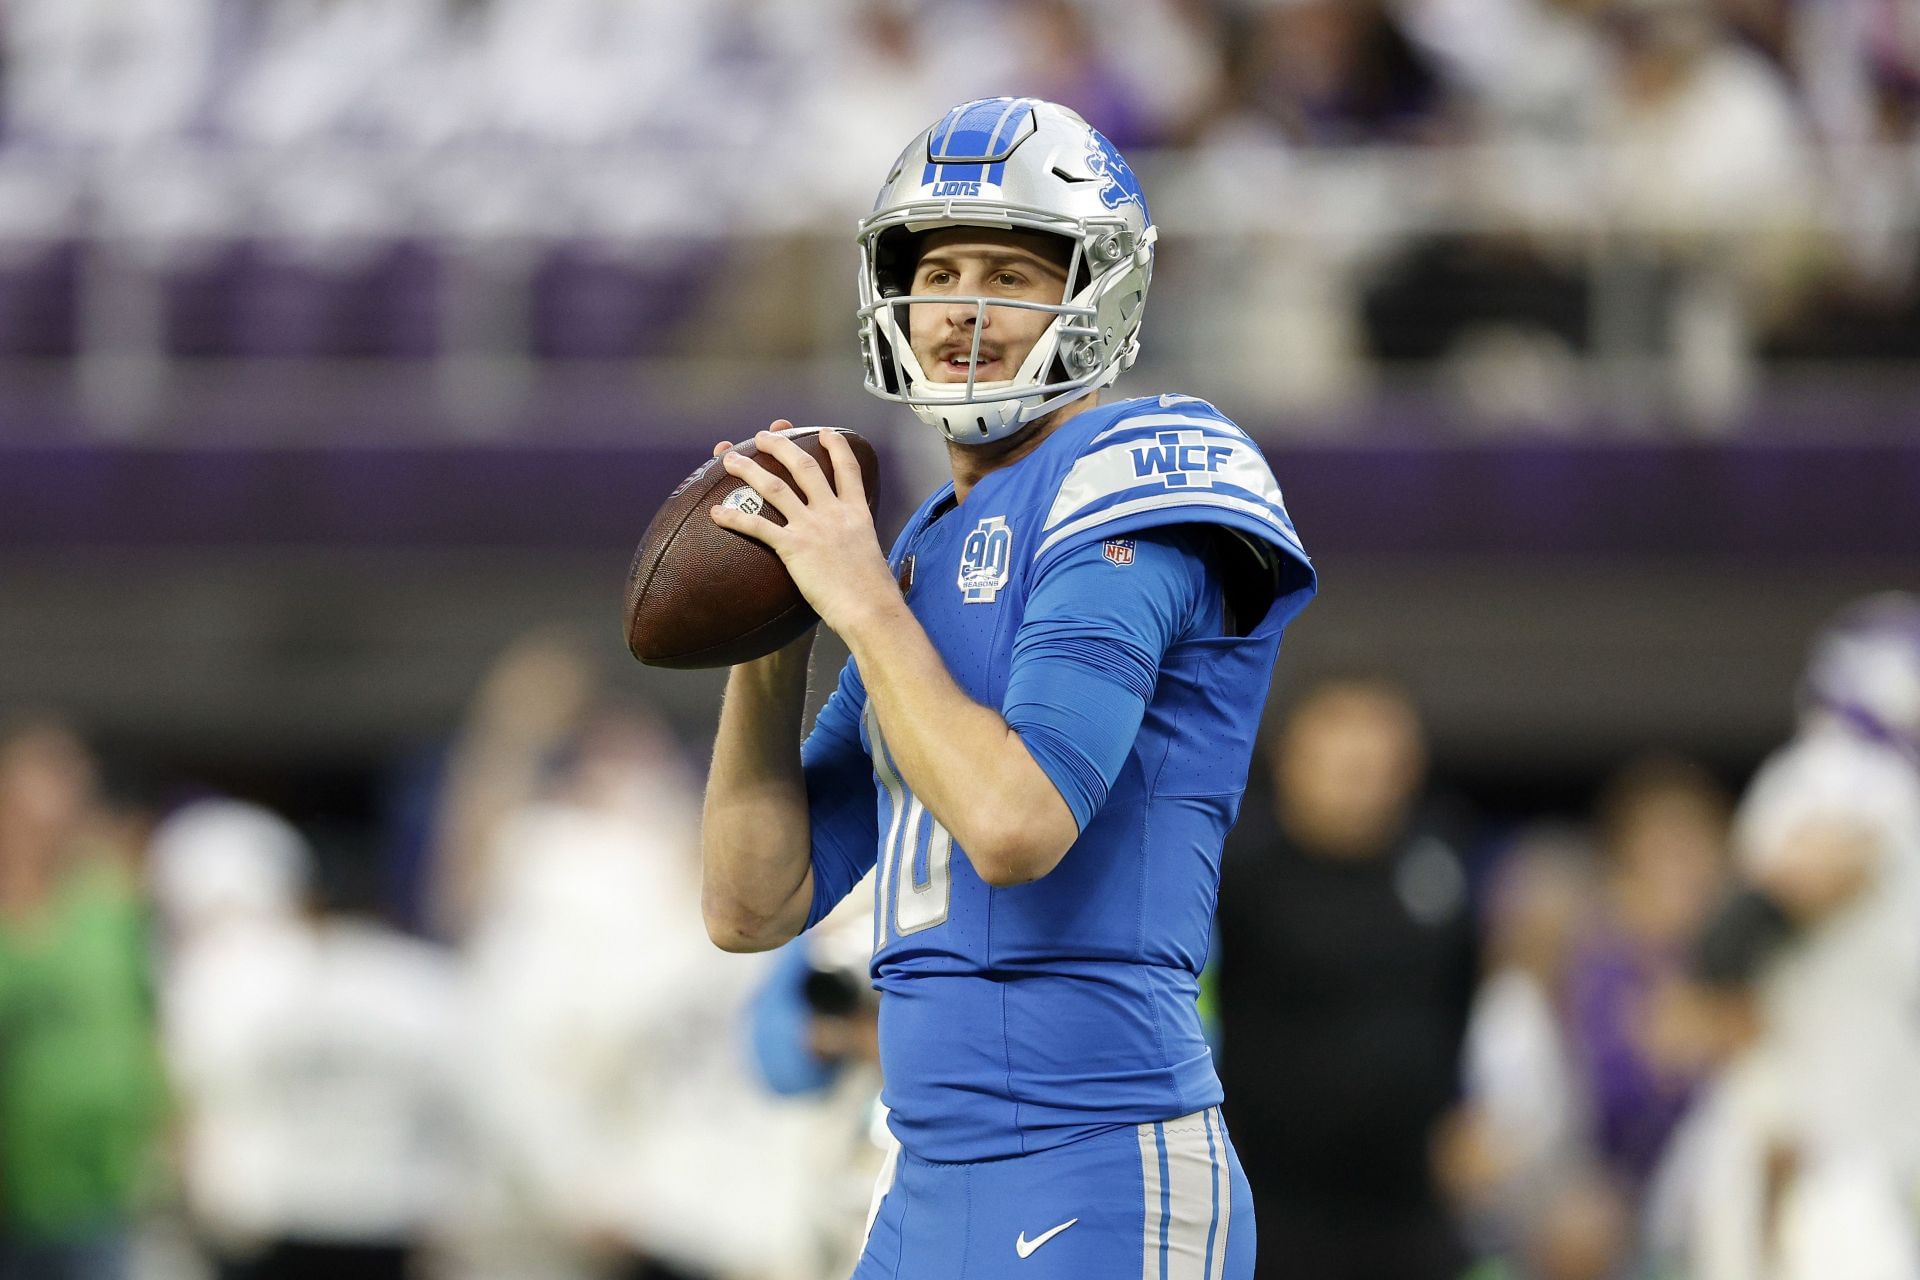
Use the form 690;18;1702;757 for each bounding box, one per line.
1086;413;1241;447
1036;490;1304;562
1041;435;1285;534
866;704;908;949
893;793;953;935
898;793;927;936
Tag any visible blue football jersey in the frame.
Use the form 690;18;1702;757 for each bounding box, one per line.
805;394;1314;1162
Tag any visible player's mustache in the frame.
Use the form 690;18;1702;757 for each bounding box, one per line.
935;343;1005;364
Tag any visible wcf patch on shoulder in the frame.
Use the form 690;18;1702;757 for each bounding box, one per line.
1102;538;1136;567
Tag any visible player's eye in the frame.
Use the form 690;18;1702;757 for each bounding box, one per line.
920;269;955;288
993;271;1025;288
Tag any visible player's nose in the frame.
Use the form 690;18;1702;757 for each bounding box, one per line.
944;295;986;329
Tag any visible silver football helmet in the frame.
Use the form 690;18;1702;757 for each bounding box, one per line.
856;98;1156;444
1803;592;1920;762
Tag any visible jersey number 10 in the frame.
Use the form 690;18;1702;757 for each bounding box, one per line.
867;705;954;942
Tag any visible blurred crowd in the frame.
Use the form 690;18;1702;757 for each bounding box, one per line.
1205;596;1920;1280
0;0;1915;434
4;0;1914;160
1213;679;1739;1280
0;637;818;1280
5;596;1918;1280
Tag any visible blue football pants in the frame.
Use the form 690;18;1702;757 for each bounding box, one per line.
853;1106;1255;1280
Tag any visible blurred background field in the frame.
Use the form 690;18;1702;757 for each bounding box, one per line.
0;0;1915;1277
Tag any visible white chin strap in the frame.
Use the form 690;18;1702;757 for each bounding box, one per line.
903;378;1024;440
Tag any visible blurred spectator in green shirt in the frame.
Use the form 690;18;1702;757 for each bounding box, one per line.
0;717;166;1280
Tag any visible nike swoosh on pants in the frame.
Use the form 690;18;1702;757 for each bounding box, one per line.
1015;1218;1079;1258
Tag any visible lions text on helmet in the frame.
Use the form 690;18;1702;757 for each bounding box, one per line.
857;98;1156;444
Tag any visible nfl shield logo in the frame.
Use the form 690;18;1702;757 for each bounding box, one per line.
1102;538;1136;567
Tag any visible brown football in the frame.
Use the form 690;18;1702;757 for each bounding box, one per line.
624;427;881;668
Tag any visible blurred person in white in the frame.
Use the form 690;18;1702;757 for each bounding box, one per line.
3;0;216;144
0;718;165;1280
478;0;945;151
1647;594;1920;1280
1397;0;1610;142
149;796;312;1266
1442;833;1599;1264
438;635;808;1280
700;0;1010;369
214;0;469;146
1372;0;1823;432
153;800;464;1280
1596;0;1811;241
768;0;1218;214
477;0;716;145
732;0;1214;364
1594;0;1817;425
746;888;888;1280
1174;0;1461;420
771;0;1005;213
1777;0;1920;334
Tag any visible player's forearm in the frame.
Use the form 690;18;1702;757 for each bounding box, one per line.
839;596;1078;885
701;638;817;950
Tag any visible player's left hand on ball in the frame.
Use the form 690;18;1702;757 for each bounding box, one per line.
711;422;896;634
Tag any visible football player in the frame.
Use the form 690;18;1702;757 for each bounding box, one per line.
1667;593;1920;1280
699;98;1316;1280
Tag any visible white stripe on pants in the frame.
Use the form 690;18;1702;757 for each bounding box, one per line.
1137;1107;1231;1280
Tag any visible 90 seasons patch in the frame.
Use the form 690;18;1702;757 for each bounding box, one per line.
958;516;1012;604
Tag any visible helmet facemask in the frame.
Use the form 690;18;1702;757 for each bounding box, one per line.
856;227;1113;449
856;203;1153;445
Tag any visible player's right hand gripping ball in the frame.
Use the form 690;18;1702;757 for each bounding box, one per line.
624;427;880;668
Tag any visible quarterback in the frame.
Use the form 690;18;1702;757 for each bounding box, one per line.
699;98;1316;1279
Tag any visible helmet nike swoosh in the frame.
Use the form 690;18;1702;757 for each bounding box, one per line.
1014;1217;1079;1258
